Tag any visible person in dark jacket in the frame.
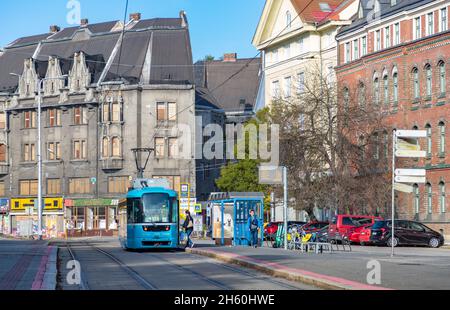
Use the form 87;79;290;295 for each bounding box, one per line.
247;209;260;248
182;210;195;248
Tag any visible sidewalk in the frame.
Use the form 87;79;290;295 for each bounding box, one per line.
0;239;57;290
187;240;450;290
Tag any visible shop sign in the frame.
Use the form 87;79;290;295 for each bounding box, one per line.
10;198;64;213
65;198;120;207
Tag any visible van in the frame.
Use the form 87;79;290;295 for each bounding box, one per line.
328;214;382;240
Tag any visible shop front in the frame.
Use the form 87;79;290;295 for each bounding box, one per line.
9;198;65;239
0;199;10;235
65;198;119;237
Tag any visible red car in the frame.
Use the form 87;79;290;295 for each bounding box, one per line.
329;215;382;241
302;221;329;234
349;224;373;245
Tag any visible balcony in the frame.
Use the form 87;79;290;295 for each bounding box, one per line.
0;164;9;175
100;158;123;171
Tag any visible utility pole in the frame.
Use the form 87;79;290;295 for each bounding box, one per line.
283;166;288;250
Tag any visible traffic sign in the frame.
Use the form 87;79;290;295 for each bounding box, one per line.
396;139;421;151
395;169;426;176
259;166;283;185
396;130;427;138
395;176;426;184
194;203;202;214
395;150;426;158
394;183;414;193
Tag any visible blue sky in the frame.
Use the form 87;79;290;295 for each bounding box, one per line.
0;0;265;61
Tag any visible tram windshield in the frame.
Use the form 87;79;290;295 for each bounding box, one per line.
127;193;177;224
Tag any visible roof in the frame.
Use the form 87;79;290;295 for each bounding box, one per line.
292;0;347;23
194;57;261;113
0;16;193;92
338;0;436;37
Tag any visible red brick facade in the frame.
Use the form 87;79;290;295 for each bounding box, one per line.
336;1;449;239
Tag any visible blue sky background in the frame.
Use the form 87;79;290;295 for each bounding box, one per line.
0;0;265;61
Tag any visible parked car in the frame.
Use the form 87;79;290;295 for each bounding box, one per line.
349;224;373;245
315;225;330;243
328;215;382;241
302;221;329;234
370;220;444;248
264;221;306;240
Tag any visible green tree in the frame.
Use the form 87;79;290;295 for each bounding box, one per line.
204;55;215;62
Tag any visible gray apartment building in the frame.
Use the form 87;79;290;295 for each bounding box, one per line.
0;12;224;237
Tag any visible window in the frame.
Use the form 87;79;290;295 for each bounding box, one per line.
373;77;380;105
391;0;397;6
361;36;367;56
48;109;61;127
168;138;178;158
414;17;421;39
426;65;432;99
412;68;420;100
24;111;36;128
394;23;400;45
383;75;389;105
440;182;446;213
439;61;446;95
24;144;36;162
47;179;61;195
297;73;305;93
353;40;359;60
69;178;91;194
285;43;291;59
358;82;366;107
102;102;110;122
73;107;87;125
111;101;121;122
425;124;432;158
286;11;292;28
441;8;448;32
108;176;130;194
376;30;381;51
157;102;176;122
384;131;389;159
426;183;432;214
385;26;390;48
111;137;121;157
427;12;434;36
439;121;446;155
345;43;351;62
155;138;165;157
48;142;61;160
298;38;304;54
284;76;292;98
20;179;38;196
0;144;6;162
413;184;420;214
373;133;380;160
271;80;280;98
0;181;4;196
153;176;181;191
73;140;87;159
0;112;6;129
102;137;109;158
393;72;399;104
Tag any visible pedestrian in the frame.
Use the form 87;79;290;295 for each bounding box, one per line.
182;210;195;248
247;209;260;248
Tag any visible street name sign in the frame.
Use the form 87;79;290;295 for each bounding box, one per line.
259;166;283;185
395;176;426;184
394;183;414;193
395;169;426;176
395;150;426;158
396;130;427;138
396;139;421;151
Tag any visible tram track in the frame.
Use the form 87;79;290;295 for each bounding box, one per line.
65;242;90;290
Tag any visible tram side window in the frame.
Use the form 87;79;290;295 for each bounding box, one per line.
171;198;178;223
127;198;143;224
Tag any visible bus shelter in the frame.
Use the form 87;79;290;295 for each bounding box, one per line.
207;192;265;246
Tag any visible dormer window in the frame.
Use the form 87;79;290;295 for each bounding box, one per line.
286;11;292;28
374;0;380;13
358;3;364;19
391;0;397;6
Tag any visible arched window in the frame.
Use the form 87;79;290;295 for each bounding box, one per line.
393;72;398;104
0;112;6;129
342;87;349;125
439;121;446;155
102;137;109;158
359;136;365;160
439;61;446;95
286;11;292;28
112;137;121;157
426;182;433;214
373;133;380;160
413;184;420;214
373;77;380;106
358;82;366;107
112;101;121;122
425;64;432;99
102;102;110;122
440;181;446;213
425;124;432;158
383;131;389;159
0;143;6;162
412;67;420;100
383;75;389;105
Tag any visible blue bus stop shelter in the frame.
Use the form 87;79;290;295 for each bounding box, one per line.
207;192;265;246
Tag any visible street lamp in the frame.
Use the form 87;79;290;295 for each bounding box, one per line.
10;72;68;240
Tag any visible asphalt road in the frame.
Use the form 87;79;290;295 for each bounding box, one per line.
55;238;317;290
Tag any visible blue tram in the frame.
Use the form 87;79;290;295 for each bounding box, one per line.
118;179;179;250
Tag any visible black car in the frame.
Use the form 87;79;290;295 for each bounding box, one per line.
370;220;444;248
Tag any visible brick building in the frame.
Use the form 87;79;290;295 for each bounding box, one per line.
336;0;449;238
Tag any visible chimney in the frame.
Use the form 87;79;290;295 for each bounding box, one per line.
80;18;89;27
223;53;237;62
180;10;188;28
49;25;60;33
129;13;141;21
